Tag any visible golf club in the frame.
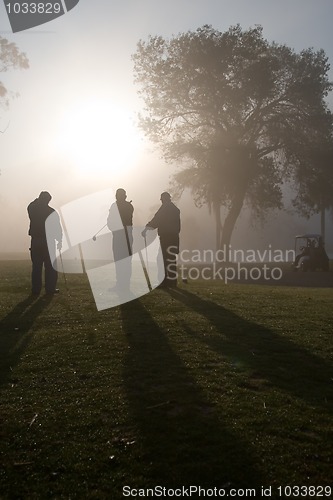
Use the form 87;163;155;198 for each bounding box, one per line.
138;250;152;292
143;234;150;276
124;225;152;292
92;223;107;241
59;249;70;294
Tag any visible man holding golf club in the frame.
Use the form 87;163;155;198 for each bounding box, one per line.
27;191;62;296
107;188;134;292
142;192;180;288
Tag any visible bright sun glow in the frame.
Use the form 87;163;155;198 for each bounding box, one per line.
56;99;143;175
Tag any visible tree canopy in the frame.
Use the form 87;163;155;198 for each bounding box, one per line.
133;25;333;249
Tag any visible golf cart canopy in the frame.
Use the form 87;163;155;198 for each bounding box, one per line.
295;234;322;239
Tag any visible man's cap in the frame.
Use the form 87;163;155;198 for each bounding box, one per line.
116;188;127;200
39;191;52;203
160;192;171;201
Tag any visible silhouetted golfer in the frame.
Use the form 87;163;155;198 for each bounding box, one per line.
27;191;62;295
107;188;134;292
142;192;180;287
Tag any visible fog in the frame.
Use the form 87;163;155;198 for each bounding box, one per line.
1;153;332;260
1;0;332;260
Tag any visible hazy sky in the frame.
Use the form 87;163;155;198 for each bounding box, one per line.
1;0;333;253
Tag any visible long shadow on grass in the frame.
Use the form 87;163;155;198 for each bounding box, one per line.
165;288;333;410
0;295;53;386
121;299;263;489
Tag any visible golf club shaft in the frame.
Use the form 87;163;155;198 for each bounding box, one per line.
59;249;69;293
144;234;150;275
138;250;152;292
93;223;107;239
123;225;152;292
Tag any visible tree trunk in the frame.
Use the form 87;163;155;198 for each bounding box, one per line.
214;202;222;251
217;147;254;259
219;189;247;261
321;205;326;243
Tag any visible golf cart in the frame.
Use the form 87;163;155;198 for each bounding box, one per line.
292;234;329;272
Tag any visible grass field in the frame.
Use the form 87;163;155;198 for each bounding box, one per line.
0;261;332;499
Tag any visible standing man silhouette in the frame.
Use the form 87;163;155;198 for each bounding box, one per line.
27;191;62;295
107;188;134;292
142;192;180;287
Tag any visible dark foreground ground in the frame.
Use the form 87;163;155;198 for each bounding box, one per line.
0;260;332;499
180;261;333;287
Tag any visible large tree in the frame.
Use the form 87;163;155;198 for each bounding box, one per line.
133;25;333;250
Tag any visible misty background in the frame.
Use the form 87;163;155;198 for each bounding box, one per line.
1;0;333;259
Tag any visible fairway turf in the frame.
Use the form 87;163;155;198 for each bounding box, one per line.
0;261;332;499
